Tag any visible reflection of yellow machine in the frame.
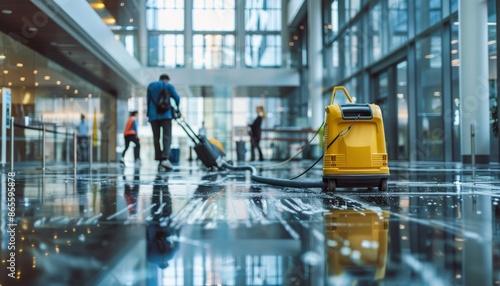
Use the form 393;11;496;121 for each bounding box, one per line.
323;86;390;192
325;209;389;280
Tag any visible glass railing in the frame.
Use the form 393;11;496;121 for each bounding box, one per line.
3;117;111;171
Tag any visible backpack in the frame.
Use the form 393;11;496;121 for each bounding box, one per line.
155;85;171;113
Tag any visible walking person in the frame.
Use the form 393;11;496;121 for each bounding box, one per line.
120;111;141;167
147;74;181;171
248;105;265;161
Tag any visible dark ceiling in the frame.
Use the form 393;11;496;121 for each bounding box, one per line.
0;0;130;96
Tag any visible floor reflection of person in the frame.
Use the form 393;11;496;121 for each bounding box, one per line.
76;179;88;216
146;174;178;269
123;167;140;215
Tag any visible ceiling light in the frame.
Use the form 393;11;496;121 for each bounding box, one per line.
35;82;39;86
33;70;38;74
103;17;116;24
44;75;50;80
3;70;8;74
90;2;105;10
20;77;25;81
56;81;61;85
1;10;12;14
0;55;5;59
16;63;23;67
66;85;71;90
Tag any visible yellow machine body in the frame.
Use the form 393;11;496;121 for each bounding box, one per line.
325;209;389;280
322;86;389;191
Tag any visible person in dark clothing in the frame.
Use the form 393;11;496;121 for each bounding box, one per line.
248;105;265;161
120;111;141;166
147;74;181;171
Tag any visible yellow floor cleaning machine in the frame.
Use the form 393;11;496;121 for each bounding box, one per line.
322;86;390;192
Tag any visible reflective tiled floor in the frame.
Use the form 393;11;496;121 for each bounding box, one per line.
1;159;500;286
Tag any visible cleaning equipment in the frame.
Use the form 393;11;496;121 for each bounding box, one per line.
322;86;389;192
172;108;226;169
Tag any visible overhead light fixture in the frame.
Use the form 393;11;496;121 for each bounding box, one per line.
16;63;23;67
0;55;5;59
44;75;50;80
90;2;105;10
1;9;12;14
20;77;25;81
103;17;116;24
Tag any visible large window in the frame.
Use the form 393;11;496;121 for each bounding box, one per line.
415;0;442;34
388;0;408;49
416;30;443;161
149;34;185;67
193;34;235;68
342;20;361;77
450;19;460;161
244;0;282;67
193;0;235;31
245;35;281;67
147;0;185;67
245;0;281;31
369;2;383;63
146;0;184;31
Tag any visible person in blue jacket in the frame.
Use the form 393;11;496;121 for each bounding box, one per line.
147;74;181;171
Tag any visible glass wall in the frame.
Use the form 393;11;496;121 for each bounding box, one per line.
396;61;409;160
388;0;408;50
0;32;115;164
450;17;461;161
415;29;443;161
322;0;488;162
488;0;498;160
415;0;442;34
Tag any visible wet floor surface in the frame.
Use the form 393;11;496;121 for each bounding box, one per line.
1;160;500;286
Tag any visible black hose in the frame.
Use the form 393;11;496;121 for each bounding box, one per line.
221;161;325;189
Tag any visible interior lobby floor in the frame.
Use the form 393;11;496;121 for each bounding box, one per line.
1;159;499;286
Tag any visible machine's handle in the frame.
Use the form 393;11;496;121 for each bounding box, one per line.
330;86;354;105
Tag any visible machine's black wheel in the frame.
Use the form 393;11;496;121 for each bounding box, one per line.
378;178;388;191
327;179;336;192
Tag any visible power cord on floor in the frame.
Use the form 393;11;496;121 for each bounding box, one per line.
288;115;358;180
223;115;359;189
254;121;325;170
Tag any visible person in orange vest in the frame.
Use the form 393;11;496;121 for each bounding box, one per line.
120;111;141;166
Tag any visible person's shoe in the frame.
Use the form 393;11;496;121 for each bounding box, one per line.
135;158;142;166
159;159;173;171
